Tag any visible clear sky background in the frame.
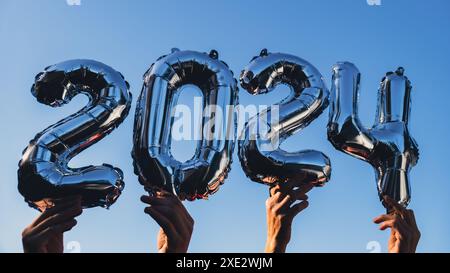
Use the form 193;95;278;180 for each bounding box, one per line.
1;0;449;253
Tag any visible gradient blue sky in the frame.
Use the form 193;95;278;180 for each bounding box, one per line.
1;0;449;253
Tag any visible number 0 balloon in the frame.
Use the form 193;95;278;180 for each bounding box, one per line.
18;60;132;211
327;62;419;209
132;49;238;200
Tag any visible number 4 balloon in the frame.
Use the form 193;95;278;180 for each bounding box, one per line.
327;62;419;210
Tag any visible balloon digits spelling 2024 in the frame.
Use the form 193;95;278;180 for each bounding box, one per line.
238;49;332;186
327;62;419;209
17;51;418;210
17;60;132;211
132;49;238;201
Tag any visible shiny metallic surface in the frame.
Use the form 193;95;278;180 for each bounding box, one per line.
132;49;238;200
18;60;132;211
327;62;419;208
238;49;332;187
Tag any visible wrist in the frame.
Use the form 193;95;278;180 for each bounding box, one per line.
164;243;189;253
265;238;288;253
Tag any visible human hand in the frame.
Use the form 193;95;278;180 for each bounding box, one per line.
141;190;194;253
265;181;313;253
22;196;82;253
373;196;420;253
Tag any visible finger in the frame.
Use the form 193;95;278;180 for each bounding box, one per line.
282;180;299;191
378;214;407;231
274;194;293;212
142;194;193;227
405;209;417;227
31;205;82;235
291;189;309;201
32;196;81;224
29;219;77;244
293;183;314;195
383;195;407;218
141;195;174;206
34;219;78;240
268;190;284;204
395;218;411;237
269;185;283;197
141;195;185;212
31;196;82;227
289;200;309;217
161;191;191;218
144;206;176;239
373;214;395;224
390;219;410;242
50;195;82;207
155;189;177;199
273;183;311;204
409;210;420;235
269;181;296;196
147;202;191;231
378;216;409;234
141;194;160;203
379;219;395;230
55;219;78;233
275;180;305;194
177;200;193;224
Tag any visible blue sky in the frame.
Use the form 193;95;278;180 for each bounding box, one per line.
1;0;449;253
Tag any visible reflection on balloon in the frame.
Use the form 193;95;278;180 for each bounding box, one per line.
18;60;132;211
132;49;238;201
327;62;419;209
238;49;332;187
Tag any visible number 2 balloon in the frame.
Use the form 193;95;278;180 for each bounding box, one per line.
132;49;238;200
238;49;332;187
327;62;419;209
17;60;132;211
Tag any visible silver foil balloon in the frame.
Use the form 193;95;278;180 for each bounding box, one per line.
238;49;331;186
132;49;238;201
327;62;419;209
18;60;132;211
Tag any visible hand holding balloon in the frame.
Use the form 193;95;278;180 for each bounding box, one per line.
22;196;82;253
141;190;194;253
373;196;420;253
265;181;312;253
